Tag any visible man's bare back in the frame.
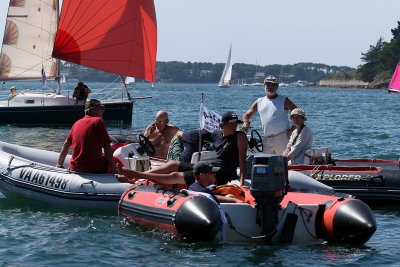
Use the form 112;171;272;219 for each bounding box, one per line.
144;110;179;159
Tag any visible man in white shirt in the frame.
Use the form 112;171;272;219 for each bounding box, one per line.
242;75;297;155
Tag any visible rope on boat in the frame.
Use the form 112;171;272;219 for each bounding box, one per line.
4;155;72;174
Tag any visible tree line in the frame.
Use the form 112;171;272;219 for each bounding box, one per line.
63;61;352;84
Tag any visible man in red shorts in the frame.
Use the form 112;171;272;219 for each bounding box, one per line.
56;99;116;173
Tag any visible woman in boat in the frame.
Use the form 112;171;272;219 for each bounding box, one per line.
283;108;313;164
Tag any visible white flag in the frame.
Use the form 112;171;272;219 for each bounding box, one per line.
199;103;222;132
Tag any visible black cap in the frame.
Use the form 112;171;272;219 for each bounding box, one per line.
221;111;243;124
193;162;220;173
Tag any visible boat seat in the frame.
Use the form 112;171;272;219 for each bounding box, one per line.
190;151;217;164
304;147;333;165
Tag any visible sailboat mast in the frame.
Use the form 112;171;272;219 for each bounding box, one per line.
119;75;132;100
56;1;61;95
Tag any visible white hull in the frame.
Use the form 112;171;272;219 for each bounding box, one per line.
0;141;131;211
220;202;321;244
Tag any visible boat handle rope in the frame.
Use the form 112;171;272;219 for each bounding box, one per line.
80;180;95;188
224;212;271;239
5;155;72;174
310;165;323;178
295;204;318;240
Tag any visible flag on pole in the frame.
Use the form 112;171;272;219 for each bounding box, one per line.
41;64;47;88
199;103;222;132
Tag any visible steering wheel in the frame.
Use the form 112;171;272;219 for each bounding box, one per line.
137;134;156;157
250;129;263;152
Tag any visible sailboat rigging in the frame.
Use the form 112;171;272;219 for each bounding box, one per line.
218;44;232;88
0;0;157;125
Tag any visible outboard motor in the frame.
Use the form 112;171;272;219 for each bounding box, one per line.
250;154;289;244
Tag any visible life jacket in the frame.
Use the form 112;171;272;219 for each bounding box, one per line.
210;184;245;202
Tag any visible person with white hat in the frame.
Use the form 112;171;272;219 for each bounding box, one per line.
242;75;298;155
283;108;313;164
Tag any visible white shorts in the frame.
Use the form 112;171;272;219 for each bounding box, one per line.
262;131;289;155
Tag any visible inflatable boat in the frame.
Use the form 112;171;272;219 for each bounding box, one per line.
0;141;132;210
119;154;376;245
289;164;400;203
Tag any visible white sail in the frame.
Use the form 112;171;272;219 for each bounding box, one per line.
0;0;57;81
218;45;232;87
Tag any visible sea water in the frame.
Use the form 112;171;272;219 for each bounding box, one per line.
0;83;399;266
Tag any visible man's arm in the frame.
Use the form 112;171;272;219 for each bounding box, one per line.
144;123;156;137
284;98;297;110
237;131;248;186
103;143;116;173
57;140;71;168
242;100;258;133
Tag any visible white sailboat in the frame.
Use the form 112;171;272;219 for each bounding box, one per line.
218;45;232;88
0;0;157;125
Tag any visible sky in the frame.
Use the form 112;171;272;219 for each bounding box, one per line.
1;0;399;68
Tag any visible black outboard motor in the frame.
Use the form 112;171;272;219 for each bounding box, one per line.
250;155;289;244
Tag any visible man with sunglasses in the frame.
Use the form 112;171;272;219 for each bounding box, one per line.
144;110;179;159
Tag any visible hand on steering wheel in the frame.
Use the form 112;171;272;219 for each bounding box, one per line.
250;129;263;152
137;134;156;157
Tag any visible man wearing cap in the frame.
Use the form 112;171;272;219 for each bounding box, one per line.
57;99;116;173
283;108;313;164
115;161;243;203
242;75;297;155
116;111;248;186
144;110;179;160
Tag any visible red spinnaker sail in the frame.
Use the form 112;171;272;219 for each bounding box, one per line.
388;63;400;91
53;0;157;83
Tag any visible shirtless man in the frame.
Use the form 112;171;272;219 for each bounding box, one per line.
144;110;179;159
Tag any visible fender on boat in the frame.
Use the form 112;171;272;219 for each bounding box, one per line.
320;198;377;244
119;185;222;242
175;197;222;242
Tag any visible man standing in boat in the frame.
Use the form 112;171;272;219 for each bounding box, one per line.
144;110;179;159
73;82;92;104
242;75;297;155
56;99;116;173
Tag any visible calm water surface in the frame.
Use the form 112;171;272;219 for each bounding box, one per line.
0;83;399;266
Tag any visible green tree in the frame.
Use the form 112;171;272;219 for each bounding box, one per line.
358;37;386;82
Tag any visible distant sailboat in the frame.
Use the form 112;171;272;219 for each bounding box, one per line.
218;45;232;88
388;62;400;94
